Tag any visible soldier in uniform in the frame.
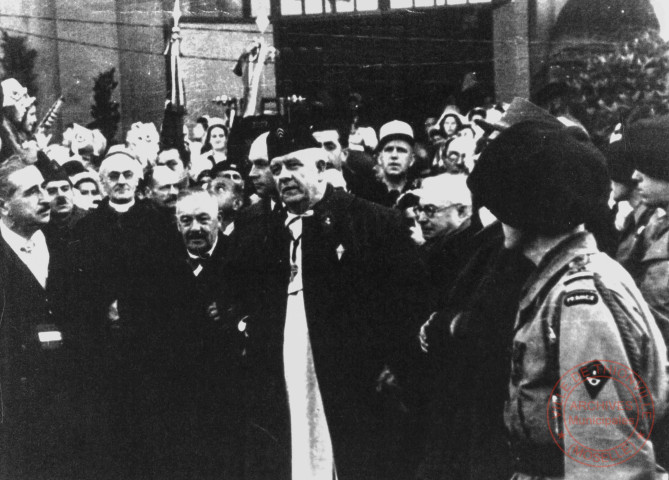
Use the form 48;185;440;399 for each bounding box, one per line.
467;119;668;479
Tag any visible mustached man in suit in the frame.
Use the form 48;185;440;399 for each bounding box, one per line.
0;155;83;479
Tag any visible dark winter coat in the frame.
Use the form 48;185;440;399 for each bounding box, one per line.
226;186;431;480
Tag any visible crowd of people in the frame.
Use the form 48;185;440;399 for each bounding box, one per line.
1;72;669;480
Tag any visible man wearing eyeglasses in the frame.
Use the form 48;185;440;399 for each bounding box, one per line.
413;174;478;308
415;175;472;241
73;149;188;477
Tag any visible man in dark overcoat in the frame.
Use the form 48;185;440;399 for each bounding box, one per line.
0;156;84;479
171;188;245;479
72;149;187;478
225;124;430;480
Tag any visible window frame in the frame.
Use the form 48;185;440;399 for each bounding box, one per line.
179;0;254;23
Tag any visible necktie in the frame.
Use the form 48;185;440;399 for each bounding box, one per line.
285;211;312;285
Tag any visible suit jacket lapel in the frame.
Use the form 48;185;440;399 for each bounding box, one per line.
0;234;46;293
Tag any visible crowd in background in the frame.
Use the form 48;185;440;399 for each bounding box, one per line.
1;71;669;480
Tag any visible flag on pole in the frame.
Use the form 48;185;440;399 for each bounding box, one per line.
161;0;187;151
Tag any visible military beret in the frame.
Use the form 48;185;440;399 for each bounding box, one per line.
627;115;669;181
210;158;244;178
467;120;610;235
266;124;320;161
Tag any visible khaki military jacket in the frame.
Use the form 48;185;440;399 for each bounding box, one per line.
635;210;669;347
505;231;668;479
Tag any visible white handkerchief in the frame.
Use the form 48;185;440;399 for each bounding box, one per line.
336;244;345;260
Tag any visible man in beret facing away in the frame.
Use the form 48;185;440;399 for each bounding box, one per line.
225;124;430;480
466;120;667;479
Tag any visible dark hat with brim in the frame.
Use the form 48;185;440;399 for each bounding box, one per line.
467;120;610;235
627;115;669;181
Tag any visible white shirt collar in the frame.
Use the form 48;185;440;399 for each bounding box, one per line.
109;198;135;213
0;220;44;251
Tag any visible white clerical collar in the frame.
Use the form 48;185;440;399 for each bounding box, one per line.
187;234;218;261
109;198;135;213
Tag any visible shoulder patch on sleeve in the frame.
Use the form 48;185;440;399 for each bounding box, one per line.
564;289;599;307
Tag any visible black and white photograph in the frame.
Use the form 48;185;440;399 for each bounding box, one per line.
0;0;669;479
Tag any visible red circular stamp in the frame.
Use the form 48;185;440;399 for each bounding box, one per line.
546;359;655;468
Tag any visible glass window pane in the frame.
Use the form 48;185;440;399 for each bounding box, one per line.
336;0;355;13
446;0;467;4
469;0;491;3
281;0;303;15
414;0;434;6
251;0;271;17
435;0;445;4
390;0;412;8
305;0;323;14
183;0;244;17
356;0;378;11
